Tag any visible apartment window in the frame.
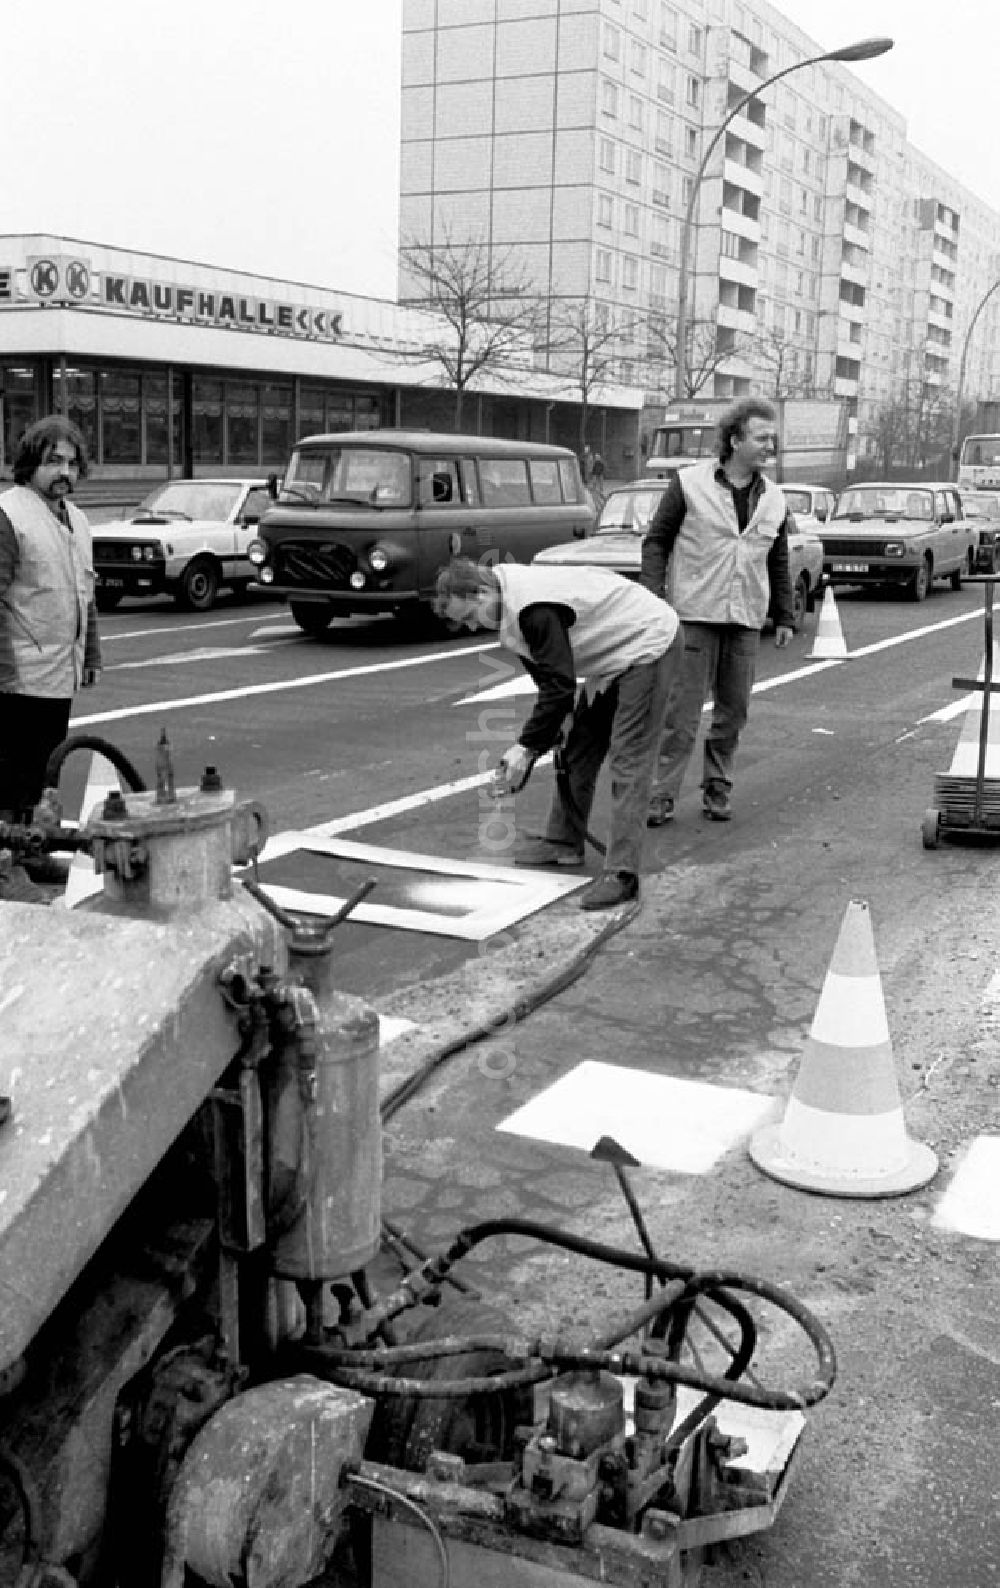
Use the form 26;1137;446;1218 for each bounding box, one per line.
597;193;613;228
596;248;612;282
655;109;672;154
779;177;792;213
721;230;741;259
800;188;808;214
660;2;677;48
623;201;639;236
813;195;823;222
628;94;644;130
622;255;639;290
687;23;702;54
602;79;619;117
686;75;700;108
657;60;675;102
685;126;697;158
681;176;693;205
630;39;647;75
604;22;621;60
599;137;616;173
626;148;642;184
796;229;805;255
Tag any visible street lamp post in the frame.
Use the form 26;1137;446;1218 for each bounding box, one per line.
673;36;894;401
950;276;1000;480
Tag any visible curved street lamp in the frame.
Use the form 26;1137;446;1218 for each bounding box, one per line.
950;275;1000;480
673;35;894;400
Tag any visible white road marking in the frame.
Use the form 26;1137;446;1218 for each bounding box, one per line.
932;1135;1000;1241
297;753;553;836
71;642;501;727
111;646;272;668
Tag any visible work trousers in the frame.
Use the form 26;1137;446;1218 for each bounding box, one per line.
0;692;73;821
543;632;682;875
653;622;760;799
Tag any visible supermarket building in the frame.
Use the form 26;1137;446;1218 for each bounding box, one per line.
0;234;642;506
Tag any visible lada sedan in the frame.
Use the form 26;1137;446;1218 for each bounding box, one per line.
92;477;270;612
532;479;824;631
820;482;976;601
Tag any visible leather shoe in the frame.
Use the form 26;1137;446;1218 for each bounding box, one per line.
702;783;732;821
579;870;639;910
647;794;675;827
514;838;585;868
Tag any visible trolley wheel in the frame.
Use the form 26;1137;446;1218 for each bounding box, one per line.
922;808;941;849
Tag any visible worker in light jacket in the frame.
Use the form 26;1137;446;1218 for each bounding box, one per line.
641;397;795;826
434;557;682;910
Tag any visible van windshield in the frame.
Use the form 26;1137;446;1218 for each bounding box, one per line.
280;446;412;507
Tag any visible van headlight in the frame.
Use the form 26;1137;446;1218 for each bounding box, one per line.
247;538;269;567
369;546;390;573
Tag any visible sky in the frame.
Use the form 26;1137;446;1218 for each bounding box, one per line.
3;0;999;304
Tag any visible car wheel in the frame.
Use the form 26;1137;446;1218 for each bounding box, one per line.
950;552;972;591
289;600;333;636
96;589;123;613
909;558;931;602
921;808;941;849
791;572;809;633
176;557;220;612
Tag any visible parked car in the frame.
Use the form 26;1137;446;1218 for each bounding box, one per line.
531;479;824;631
958;488;1000;573
819;481;976;601
780;483;837;532
92;478;270;612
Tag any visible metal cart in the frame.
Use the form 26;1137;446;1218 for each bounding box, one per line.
923;573;1000;848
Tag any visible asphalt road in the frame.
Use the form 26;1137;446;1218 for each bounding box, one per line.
66;580;1000;1586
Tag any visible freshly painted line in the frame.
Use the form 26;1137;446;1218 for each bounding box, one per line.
846;607;981;659
921;696;976;724
497;1060;778;1175
298;753;554;837
102;612;277;643
71;642;501;727
111;646;272;668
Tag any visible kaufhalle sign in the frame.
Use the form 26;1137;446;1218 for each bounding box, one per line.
15;254;345;342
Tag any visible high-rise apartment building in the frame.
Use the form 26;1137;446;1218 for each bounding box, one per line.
400;0;1000;468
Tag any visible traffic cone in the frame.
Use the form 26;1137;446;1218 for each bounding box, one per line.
61;753;120;909
809;585;847;660
948;655;1000;777
749;898;938;1197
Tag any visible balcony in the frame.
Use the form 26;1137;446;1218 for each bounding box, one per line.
719;254;758;288
834;374;859;398
723;156;763;198
717;301;757;335
726;106;767;152
840;259;868;289
843;221;871;251
846;139;877;176
845;180;872;213
727;55;762;98
719;205;760;242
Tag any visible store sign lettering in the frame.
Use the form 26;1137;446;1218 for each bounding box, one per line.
100;273;343;340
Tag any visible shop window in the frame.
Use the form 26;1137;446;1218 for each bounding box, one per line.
325;393;355;433
354;395;382;432
100;370;141;464
262;383;292;464
54;366;97;461
1;365;38;471
298;387;326;440
193;378;223;463
144;373;183;466
226;381;259;466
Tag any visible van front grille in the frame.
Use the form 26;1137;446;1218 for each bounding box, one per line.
274;540;358;589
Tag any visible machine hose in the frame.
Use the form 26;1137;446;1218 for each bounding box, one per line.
42;733;147;794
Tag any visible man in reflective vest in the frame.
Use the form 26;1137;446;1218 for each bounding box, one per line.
0;417;101;892
641;398;795;825
434;558;682;910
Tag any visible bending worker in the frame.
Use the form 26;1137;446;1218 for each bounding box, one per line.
434;558;682;910
642;397;795;825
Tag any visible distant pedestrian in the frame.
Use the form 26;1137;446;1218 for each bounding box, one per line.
591;451;605;486
582;444;594;482
434;558;682;910
0;416;102;847
641;397;794;825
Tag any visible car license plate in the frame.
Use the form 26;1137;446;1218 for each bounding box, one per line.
832;561;869;573
99;576;125;589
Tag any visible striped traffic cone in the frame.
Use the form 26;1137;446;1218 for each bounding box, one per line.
749;898;937;1197
809;585;847;660
61;753;121;910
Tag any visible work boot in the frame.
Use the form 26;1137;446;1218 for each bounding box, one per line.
647;794;675;827
514;838;585;868
579;870;639;910
702;782;732;821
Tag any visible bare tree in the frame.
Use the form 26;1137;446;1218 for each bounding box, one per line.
860;380;955;476
544;299;623;457
397;230;547;430
740;323;818;400
643;317;735;398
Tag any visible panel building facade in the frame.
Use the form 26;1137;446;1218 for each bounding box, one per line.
401;0;1000;474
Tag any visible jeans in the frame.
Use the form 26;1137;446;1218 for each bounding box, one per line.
543;632;682;875
652;622;759;800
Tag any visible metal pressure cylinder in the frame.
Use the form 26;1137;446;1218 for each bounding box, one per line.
267;984;382;1281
